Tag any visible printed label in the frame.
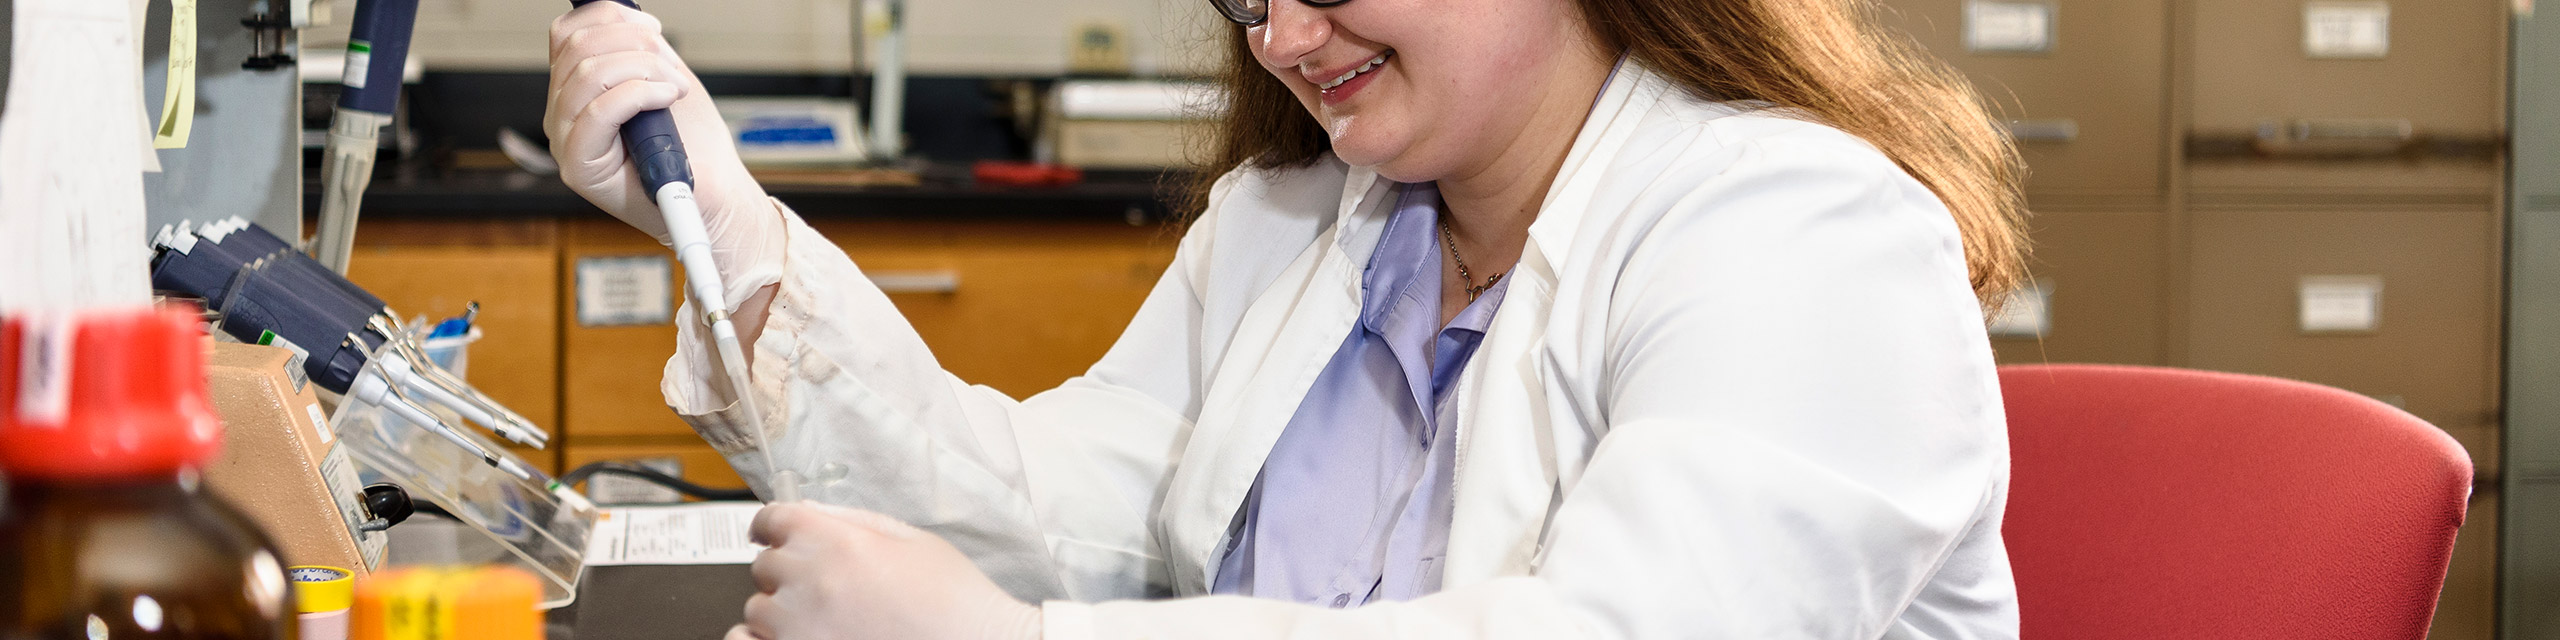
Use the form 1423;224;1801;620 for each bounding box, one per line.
306;402;333;444
256;330;310;392
320;445;388;569
342;41;373;90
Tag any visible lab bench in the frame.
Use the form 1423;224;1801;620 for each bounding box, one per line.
316;167;1186;492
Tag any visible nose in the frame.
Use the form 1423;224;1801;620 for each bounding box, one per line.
1250;0;1331;72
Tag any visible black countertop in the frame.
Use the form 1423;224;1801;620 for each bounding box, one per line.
312;165;1190;225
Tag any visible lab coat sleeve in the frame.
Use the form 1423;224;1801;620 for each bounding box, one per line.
1042;136;2012;639
663;194;1222;602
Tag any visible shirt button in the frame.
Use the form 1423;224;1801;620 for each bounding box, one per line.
1331;593;1352;608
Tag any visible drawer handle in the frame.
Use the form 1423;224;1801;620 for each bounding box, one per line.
2003;118;2078;143
869;270;961;294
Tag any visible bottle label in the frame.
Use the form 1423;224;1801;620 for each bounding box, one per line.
14;314;74;425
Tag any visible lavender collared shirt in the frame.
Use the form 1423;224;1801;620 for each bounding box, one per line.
1210;181;1513;607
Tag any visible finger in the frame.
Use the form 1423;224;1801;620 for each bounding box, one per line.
740;593;782;640
550;2;661;55
558;78;683;172
548;50;687;144
748;547;793;593
748;502;818;547
722;624;765;640
550;21;670;94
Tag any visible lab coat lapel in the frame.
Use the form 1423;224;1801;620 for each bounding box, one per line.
1442;61;1664;585
1161;165;1396;594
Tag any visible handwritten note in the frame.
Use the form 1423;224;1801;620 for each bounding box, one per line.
153;0;196;149
0;0;153;313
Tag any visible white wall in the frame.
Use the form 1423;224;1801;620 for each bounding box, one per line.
307;0;1228;75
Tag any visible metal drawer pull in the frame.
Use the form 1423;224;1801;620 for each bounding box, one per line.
869;270;962;294
2264;118;2413;142
2003;118;2079;143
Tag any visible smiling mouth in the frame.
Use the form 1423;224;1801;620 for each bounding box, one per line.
1317;50;1394;90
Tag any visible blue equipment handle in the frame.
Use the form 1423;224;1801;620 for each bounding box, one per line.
570;0;693;194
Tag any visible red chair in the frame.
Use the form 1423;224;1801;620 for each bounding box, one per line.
1998;364;2471;639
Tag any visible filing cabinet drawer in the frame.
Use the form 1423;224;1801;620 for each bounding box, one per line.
1877;0;2169;201
1988;210;2169;365
2182;207;2500;447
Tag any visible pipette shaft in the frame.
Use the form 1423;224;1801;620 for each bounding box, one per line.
568;0;796;502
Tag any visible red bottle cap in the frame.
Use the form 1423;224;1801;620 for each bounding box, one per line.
0;304;223;479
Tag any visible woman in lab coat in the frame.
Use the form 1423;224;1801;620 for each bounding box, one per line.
545;0;2029;633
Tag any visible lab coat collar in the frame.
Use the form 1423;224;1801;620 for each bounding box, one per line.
1171;58;1674;592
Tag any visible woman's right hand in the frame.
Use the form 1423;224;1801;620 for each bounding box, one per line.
547;2;786;306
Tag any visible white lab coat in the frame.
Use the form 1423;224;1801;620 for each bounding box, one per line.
665;61;2017;640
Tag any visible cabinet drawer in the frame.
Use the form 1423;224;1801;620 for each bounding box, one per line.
808;219;1180;398
1989;210;2168;365
1877;0;2169;201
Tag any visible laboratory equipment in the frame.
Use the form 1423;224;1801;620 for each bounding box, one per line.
202;340;395;579
1042;80;1221;169
290;566;356;640
0;305;298;640
312;0;423;274
570;0;801;503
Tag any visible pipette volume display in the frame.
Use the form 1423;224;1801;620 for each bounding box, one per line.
569;0;797;503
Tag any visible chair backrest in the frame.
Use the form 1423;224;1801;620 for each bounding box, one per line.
1998;364;2471;639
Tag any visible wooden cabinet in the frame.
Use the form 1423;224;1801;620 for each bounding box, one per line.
344;218;564;473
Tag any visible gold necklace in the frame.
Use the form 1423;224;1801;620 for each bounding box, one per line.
1440;217;1504;302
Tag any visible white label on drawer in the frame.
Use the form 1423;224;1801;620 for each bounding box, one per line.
2304;1;2389;58
576;255;673;327
1987;280;2053;338
1966;0;2056;54
2300;275;2384;333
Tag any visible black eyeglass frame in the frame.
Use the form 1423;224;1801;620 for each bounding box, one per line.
1210;0;1355;26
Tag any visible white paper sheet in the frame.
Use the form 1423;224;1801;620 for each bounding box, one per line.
584;503;766;566
0;0;153;313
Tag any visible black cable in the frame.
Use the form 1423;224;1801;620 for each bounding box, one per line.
559;460;759;502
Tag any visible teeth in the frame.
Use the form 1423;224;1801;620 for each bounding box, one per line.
1319;51;1392;90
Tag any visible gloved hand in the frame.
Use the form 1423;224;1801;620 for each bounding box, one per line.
728;503;1043;640
546;2;785;307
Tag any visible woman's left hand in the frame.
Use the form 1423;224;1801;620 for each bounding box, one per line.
727;503;1042;640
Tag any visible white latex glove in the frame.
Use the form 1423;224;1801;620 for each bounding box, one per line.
546;2;785;307
729;503;1043;640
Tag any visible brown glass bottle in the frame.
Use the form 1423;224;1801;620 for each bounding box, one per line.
0;306;297;639
0;476;298;639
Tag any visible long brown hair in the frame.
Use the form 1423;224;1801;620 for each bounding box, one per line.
1187;0;2032;301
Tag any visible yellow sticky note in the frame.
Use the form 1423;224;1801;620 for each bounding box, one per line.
153;0;196;149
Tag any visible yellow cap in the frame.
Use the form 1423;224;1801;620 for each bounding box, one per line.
289;566;355;614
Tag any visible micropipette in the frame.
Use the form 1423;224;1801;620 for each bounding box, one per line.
570;0;799;503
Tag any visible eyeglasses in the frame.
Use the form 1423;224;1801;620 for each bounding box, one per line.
1209;0;1354;26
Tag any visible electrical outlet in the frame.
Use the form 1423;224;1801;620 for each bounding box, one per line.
1966;0;2057;54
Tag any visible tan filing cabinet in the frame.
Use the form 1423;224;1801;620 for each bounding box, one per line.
1878;0;2506;635
2184;3;2506;637
1876;0;2178;366
345;218;565;474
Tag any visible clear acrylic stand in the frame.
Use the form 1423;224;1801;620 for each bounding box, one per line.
331;340;596;608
